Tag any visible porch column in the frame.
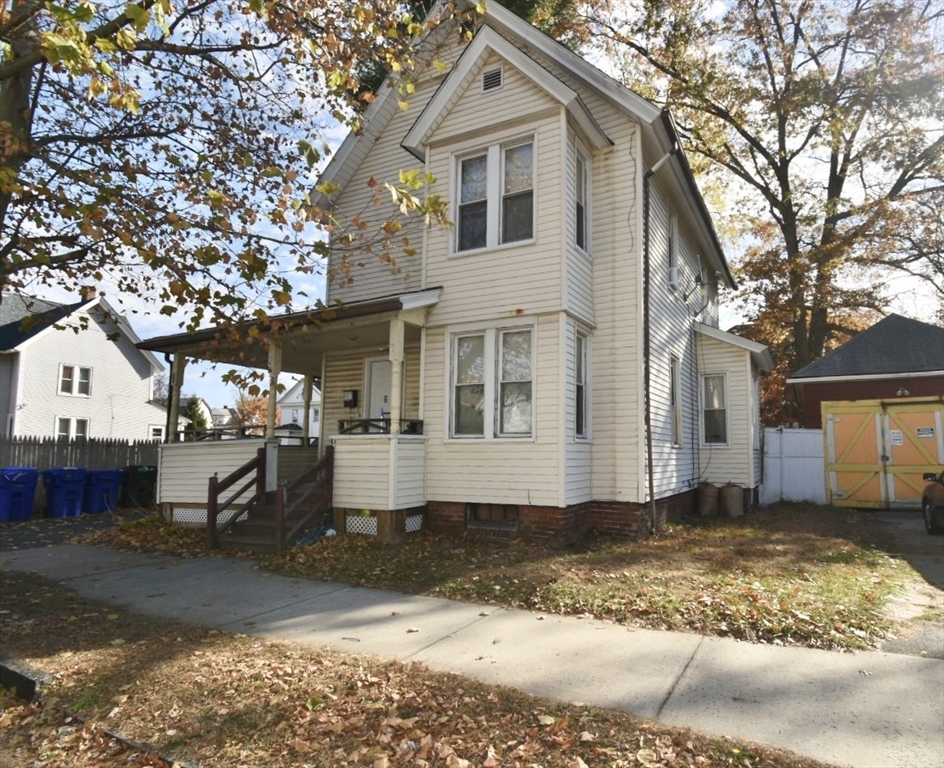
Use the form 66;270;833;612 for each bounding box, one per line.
388;316;405;435
167;354;187;443
302;374;313;445
265;339;282;440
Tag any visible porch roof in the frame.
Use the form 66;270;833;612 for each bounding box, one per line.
137;289;439;375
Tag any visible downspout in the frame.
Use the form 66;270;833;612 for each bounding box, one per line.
643;143;677;534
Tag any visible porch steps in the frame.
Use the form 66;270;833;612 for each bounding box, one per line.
218;493;330;554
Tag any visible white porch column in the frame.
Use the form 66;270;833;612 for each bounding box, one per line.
167;354;187;443
302;375;313;445
388;316;405;435
265;339;282;440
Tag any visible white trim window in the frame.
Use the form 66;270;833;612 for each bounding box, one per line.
575;148;590;252
149;424;165;440
701;373;728;445
667;214;679;289
57;417;89;440
451;326;534;439
59;364;91;396
456;138;534;252
575;332;588;438
670;356;682;446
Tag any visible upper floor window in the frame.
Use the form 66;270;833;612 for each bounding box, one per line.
59;365;91;396
291;408;299;424
668;214;680;290
575;150;590;252
451;326;533;439
702;373;727;445
456;139;534;252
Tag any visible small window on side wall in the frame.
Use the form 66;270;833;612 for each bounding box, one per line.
575;150;590;252
468;502;518;529
575;333;588;438
702;374;727;445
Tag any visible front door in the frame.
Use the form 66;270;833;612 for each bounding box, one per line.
366;358;392;420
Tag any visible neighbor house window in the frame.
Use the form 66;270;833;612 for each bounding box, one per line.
456;139;534;252
150;425;165;440
575;333;588;438
702;374;727;444
57;417;89;440
575;150;589;251
291;408;299;424
451;326;534;439
59;365;90;396
670;356;682;445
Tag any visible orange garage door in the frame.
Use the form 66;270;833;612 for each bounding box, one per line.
824;397;944;509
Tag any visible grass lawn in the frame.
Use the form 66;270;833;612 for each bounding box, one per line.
81;502;905;651
0;570;834;768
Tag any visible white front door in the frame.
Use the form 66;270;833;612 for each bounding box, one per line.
367;359;392;420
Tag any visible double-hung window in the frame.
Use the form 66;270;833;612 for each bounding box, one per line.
59;365;91;396
575;149;589;252
456;139;534;252
575;333;588;438
57;417;89;440
451;327;533;439
702;374;727;445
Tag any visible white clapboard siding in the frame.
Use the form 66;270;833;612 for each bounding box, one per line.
332;435;427;510
16;307;158;441
157;440;264;507
563;127;594;325
563;316;592;504
696;334;753;487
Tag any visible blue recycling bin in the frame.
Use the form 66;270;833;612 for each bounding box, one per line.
43;468;88;518
84;469;123;514
0;467;39;522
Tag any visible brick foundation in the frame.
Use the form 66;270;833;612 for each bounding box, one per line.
427;489;699;543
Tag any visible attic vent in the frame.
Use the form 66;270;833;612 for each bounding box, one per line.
482;67;503;92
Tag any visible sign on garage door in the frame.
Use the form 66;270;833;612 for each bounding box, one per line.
823;397;944;509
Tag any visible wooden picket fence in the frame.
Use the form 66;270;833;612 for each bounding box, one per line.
0;435;159;471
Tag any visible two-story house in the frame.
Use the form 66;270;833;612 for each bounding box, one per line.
141;2;771;541
0;292;167;441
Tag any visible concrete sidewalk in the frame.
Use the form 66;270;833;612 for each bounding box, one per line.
2;544;942;768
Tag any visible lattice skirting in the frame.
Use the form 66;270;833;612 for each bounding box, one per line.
406;514;423;533
171;507;247;527
346;515;378;536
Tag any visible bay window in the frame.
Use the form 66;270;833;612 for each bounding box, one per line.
451;326;534;439
456;138;534;252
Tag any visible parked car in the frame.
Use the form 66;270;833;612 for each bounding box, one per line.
921;470;944;535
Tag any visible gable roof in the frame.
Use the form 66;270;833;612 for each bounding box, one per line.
0;294;86;351
788;314;944;381
0;292;163;372
695;322;774;371
315;1;735;290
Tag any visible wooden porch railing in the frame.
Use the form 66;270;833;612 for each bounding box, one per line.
206;446;266;551
274;445;334;556
337;419;423;435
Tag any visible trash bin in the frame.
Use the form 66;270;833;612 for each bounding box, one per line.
121;465;157;509
0;467;39;522
43;468;88;518
84;469;123;514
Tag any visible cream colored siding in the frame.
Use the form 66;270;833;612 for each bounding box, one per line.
332;435;427;509
332;437;391;509
697;335;753;487
563;317;592;504
423;314;561;507
424;120;564;328
325;65;462;304
15;308;157;440
564;128;594;324
157;441;263;507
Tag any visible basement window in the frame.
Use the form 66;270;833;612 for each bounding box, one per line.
468;502;518;529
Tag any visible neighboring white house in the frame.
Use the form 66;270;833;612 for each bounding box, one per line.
278;378;321;441
1;292;167;440
140;2;772;540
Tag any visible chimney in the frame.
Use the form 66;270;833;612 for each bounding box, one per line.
79;286;97;301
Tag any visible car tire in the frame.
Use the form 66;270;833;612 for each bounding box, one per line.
922;499;944;535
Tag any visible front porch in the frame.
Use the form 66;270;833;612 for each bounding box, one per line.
139;291;441;548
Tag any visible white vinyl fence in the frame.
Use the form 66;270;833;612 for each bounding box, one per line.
760;428;826;505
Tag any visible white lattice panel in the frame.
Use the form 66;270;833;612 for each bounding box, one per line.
172;507;207;526
346;515;378;535
406;514;423;533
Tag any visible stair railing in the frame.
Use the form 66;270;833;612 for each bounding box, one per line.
206;446;266;551
274;445;334;555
